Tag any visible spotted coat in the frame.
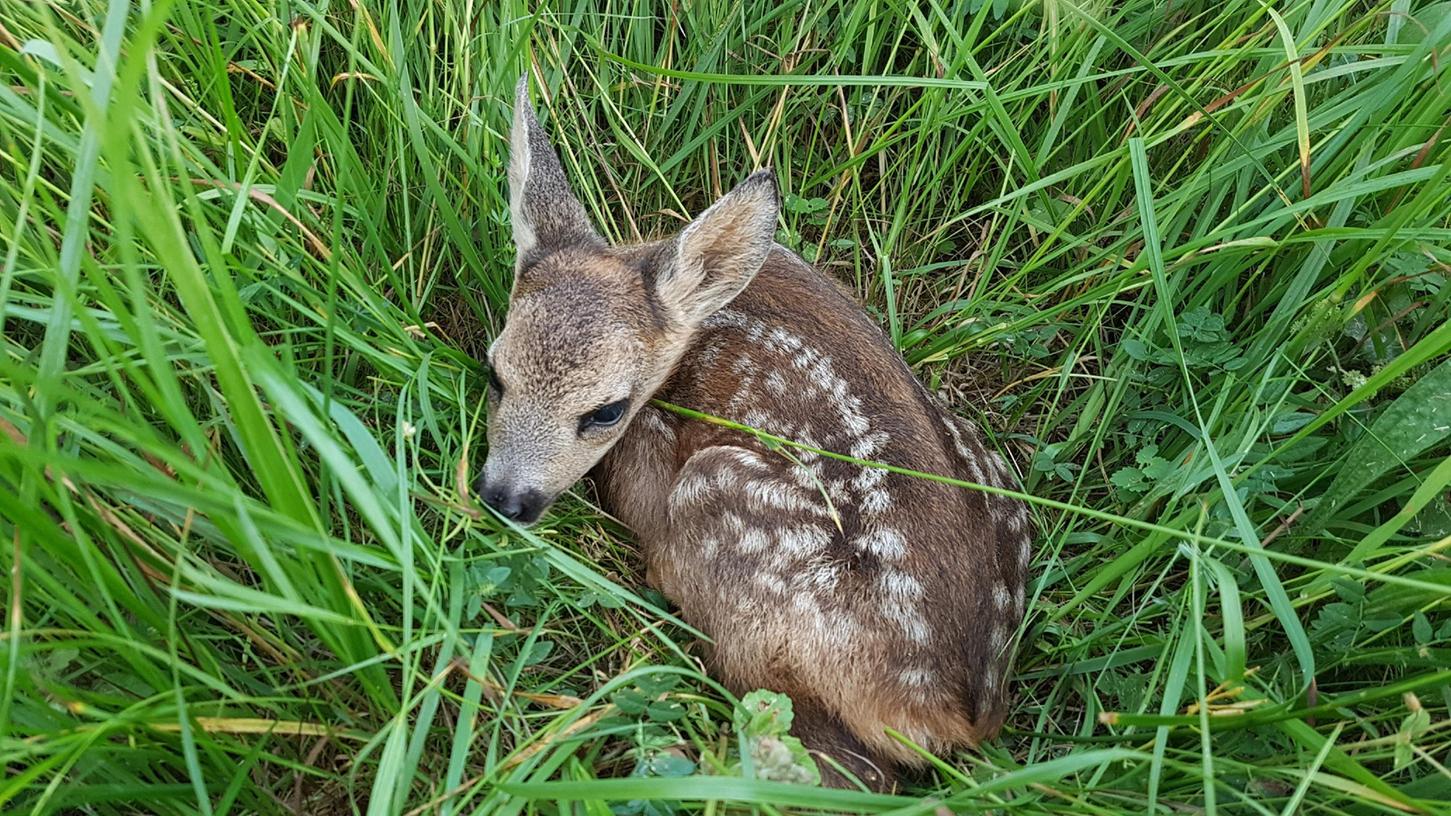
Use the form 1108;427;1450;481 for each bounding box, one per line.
597;248;1032;789
487;79;1033;792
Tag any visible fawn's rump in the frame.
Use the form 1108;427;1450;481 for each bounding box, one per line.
650;445;1005;786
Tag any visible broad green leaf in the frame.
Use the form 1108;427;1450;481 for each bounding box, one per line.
1305;358;1451;541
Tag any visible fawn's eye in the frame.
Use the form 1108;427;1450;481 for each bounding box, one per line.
579;399;629;433
487;369;504;398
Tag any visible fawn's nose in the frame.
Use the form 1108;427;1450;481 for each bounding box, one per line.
477;479;547;524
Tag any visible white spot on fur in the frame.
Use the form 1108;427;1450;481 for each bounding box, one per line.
850;431;890;461
1019;534;1032;570
792;345;821;370
852;466;886;493
944;418;996;488
1013;583;1025;612
818;608;863;647
784;340;872;437
789;583;847;641
769;327;804;353
899;667;935;687
721;512;746;535
840;399;871;437
941;415;974;461
778;524;832;557
669;472;713;510
756;572;787;594
738;525;770;554
726;449;769;471
882;570;924;598
963;454;987;486
694;336;727;369
765;370;788;395
1013;502;1032;531
880;569;930;643
744;478;827;517
742;407;772;430
704;308;749;330
795;431;822;463
791;590;819;613
790;462;821;489
742;479;779;509
855;528;907;560
861;487;893;516
885;602;930;643
801;561;841;593
787;594;860;649
989;450;1009;481
992;583;1012;610
990;622;1009;657
806;357;835;392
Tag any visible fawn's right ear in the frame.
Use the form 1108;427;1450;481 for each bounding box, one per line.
509;77;600;266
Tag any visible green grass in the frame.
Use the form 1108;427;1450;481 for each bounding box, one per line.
1;0;1450;813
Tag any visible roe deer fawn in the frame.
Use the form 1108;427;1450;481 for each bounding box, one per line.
478;79;1032;790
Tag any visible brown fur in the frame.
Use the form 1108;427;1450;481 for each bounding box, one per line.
596;249;1027;780
481;79;1032;791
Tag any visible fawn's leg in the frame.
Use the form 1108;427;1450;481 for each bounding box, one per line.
652;445;898;791
790;698;897;792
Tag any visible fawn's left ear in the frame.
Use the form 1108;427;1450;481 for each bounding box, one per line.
509;77;601;266
653;169;779;329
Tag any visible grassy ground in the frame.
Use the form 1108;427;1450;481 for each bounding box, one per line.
1;0;1450;813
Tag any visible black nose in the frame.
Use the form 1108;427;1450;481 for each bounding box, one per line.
478;480;546;524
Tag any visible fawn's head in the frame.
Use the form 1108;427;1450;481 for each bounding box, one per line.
477;79;779;524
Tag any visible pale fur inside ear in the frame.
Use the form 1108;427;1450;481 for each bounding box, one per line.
508;90;537;256
508;77;599;266
657;170;780;327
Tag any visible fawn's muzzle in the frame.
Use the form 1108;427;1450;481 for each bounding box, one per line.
477;479;549;525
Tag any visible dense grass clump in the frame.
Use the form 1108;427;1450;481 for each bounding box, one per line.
2;0;1450;813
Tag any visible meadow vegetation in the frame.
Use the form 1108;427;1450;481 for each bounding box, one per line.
1;0;1450;813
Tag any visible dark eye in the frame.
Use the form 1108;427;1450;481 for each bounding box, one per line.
579;399;629;433
487;369;504;398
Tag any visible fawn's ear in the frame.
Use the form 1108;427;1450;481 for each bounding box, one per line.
654;170;779;329
509;77;600;265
